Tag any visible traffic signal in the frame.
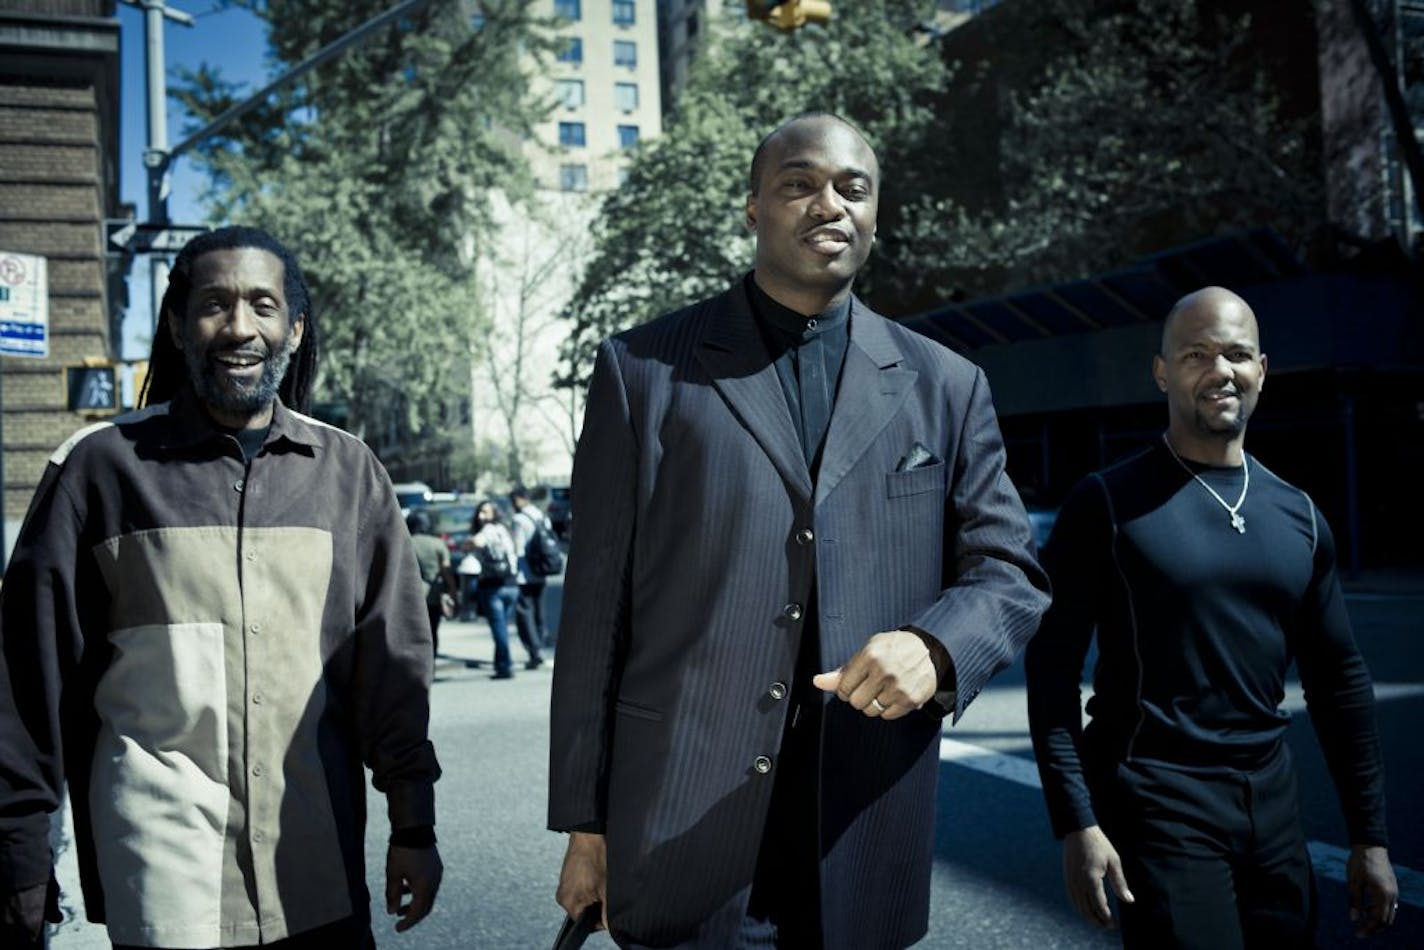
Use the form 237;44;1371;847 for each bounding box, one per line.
66;364;118;413
745;0;832;31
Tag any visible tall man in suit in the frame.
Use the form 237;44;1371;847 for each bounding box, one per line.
548;113;1050;949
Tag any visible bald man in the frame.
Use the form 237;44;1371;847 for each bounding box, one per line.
1025;287;1399;948
549;113;1047;948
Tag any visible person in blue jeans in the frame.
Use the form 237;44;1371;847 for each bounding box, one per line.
468;500;522;679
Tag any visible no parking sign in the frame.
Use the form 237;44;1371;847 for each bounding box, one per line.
0;251;48;358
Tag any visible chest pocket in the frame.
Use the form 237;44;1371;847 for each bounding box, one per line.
886;461;946;498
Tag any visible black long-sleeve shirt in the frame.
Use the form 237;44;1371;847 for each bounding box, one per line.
1025;440;1388;846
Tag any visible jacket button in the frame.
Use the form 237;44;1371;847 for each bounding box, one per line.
783;603;803;621
753;755;773;774
796;528;814;545
768;682;788;700
234;479;245;493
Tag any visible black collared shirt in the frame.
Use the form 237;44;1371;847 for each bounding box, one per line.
745;273;852;474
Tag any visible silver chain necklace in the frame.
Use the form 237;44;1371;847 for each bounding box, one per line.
1161;433;1250;534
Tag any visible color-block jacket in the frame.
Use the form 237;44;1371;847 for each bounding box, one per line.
0;389;439;948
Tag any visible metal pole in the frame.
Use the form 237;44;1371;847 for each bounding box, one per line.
142;0;170;225
140;0;175;337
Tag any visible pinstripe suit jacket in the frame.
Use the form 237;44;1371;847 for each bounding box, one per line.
549;280;1049;949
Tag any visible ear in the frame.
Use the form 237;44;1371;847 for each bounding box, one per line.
1152;354;1167;393
288;313;306;352
1258;352;1267;390
745;193;757;233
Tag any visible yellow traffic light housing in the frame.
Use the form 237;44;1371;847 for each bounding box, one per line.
746;0;832;31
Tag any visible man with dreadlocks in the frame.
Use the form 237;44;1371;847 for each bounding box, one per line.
0;227;442;949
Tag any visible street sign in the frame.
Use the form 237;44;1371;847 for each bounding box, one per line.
106;221;209;254
0;250;49;358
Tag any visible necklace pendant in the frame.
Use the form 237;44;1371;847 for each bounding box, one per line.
1231;512;1246;534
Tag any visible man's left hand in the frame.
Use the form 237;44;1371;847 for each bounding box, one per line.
1346;844;1398;937
386;844;443;933
813;630;939;720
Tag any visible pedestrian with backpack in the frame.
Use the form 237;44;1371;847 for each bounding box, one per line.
511;486;563;669
466;500;531;679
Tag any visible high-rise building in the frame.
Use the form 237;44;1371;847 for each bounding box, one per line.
467;1;665;489
655;0;745;117
534;0;663;192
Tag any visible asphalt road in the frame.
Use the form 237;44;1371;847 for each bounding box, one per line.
49;578;1422;948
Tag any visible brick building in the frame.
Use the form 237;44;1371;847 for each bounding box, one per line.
0;0;122;563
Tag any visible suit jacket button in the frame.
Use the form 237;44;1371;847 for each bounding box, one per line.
754;755;773;774
795;528;814;545
768;682;788;700
782;603;803;621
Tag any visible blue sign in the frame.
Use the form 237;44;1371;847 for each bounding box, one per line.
0;252;48;358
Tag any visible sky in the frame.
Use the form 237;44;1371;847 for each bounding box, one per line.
116;2;270;359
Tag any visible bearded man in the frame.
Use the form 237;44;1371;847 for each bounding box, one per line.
0;226;442;949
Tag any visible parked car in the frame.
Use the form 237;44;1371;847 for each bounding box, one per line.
425;501;480;555
392;481;433;516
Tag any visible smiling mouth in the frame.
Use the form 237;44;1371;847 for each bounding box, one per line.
213;351;266;374
804;229;851;255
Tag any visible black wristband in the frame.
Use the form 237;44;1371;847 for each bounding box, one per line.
389;825;436;848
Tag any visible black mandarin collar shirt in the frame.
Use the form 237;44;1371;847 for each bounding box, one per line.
745;273;852;474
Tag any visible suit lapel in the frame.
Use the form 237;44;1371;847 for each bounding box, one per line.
816;299;917;507
694;283;813;504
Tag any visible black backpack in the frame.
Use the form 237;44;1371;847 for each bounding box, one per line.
524;515;565;577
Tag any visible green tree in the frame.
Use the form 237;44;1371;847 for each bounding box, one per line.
560;0;1326;388
890;0;1325;303
172;0;557;444
557;0;949;386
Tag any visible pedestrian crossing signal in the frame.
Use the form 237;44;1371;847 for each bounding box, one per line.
67;365;118;413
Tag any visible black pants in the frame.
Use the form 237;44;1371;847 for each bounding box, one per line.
514;582;547;660
112;915;374;949
1090;743;1316;950
425;597;443;656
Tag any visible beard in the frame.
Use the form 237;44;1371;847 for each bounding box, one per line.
1192;398;1251;440
181;329;296;418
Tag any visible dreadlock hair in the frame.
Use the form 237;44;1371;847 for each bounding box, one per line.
141;225;320;414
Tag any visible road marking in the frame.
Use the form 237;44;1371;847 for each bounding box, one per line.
940;737;1423;907
940;737;1041;788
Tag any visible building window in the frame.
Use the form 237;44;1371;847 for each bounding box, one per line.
560;163;589;192
555;0;581;21
613;39;637;69
617;124;639;149
556;79;585;109
614;82;638;112
559;121;587;147
557;36;583;64
612;0;635;25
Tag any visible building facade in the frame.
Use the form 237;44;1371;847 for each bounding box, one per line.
466;0;664;489
0;0;122;564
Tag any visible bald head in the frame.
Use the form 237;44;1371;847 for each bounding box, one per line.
1153;286;1267;460
748;112;878;196
1161;286;1259;355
